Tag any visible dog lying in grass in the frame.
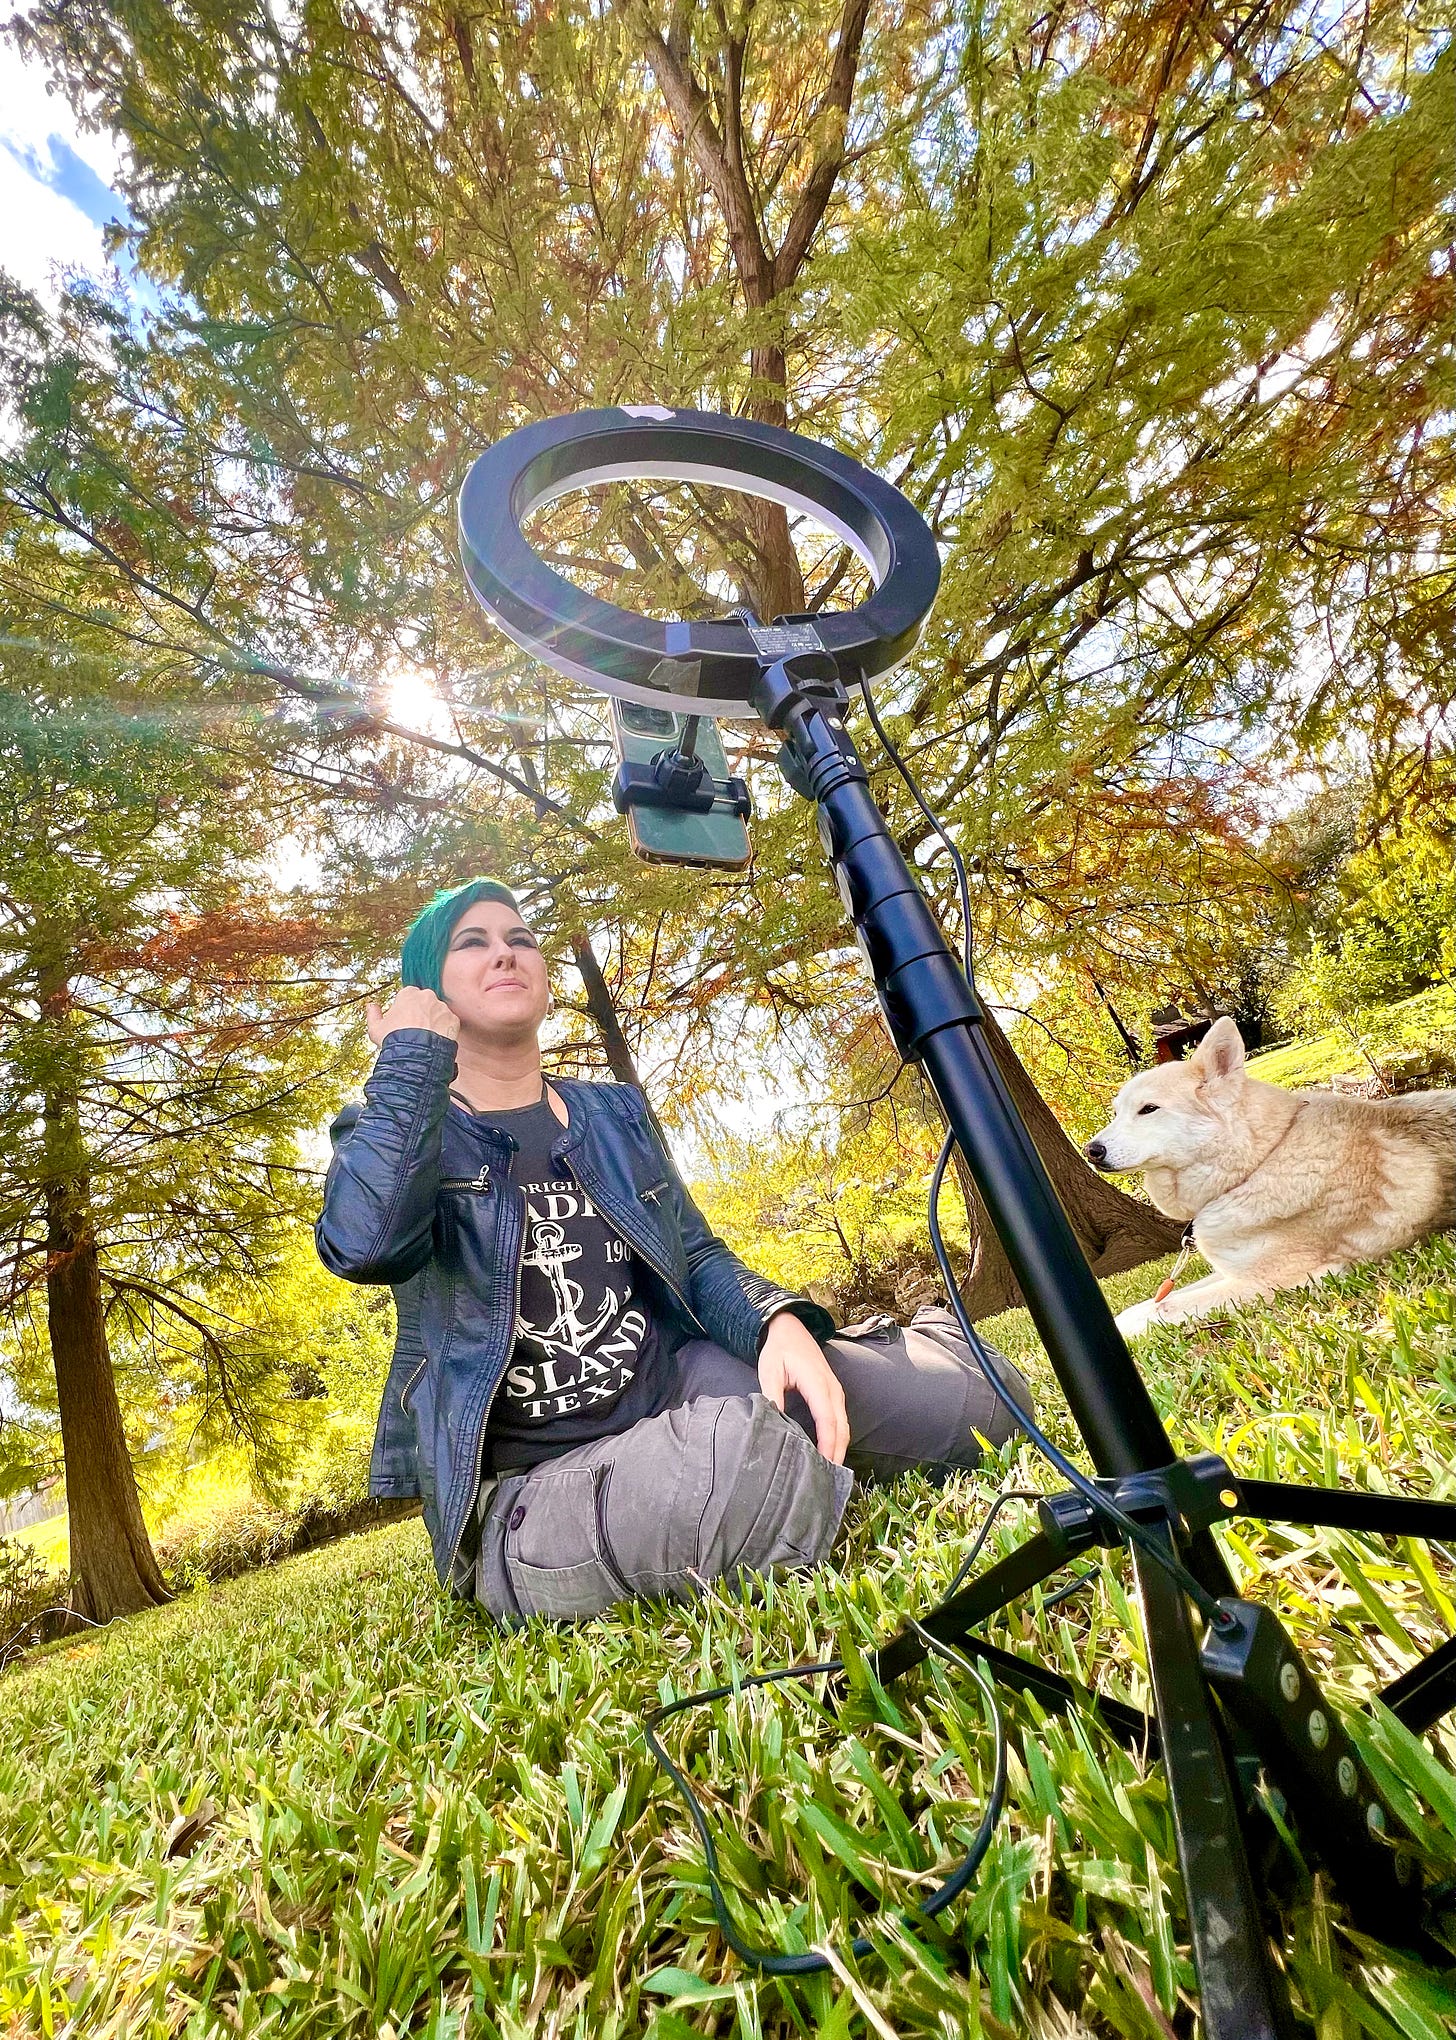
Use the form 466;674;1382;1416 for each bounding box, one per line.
1086;1017;1456;1336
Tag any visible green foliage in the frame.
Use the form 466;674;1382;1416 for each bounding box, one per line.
696;1099;952;1319
1341;825;1456;987
4;1235;1456;2034
136;1230;397;1521
0;1538;64;1665
1249;984;1456;1093
1274;936;1418;1043
999;978;1147;1149
1;1228;395;1576
0;640;361;1486
1273;816;1456;1040
5;0;1451;1100
158;1490;410;1594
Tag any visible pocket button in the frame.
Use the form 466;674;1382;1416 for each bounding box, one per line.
509;1506;527;1531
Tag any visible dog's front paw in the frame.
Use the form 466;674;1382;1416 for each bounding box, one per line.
1114;1298;1163;1339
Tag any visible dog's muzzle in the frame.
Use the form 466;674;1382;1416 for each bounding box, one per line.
1085;1139;1112;1171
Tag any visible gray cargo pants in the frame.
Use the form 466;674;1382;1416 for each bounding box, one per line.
466;1307;1033;1623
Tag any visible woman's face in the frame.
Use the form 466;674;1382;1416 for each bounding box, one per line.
437;900;550;1047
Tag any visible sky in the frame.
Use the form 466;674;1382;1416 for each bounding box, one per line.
0;36;132;306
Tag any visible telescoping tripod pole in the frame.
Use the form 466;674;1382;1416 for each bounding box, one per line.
753;650;1456;2040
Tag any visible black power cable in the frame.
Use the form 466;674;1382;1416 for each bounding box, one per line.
641;1610;1009;1976
942;1486;1042;1597
640;1485;1082;1975
924;1128;1230;1630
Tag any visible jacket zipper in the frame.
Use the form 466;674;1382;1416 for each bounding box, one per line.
399;1351;429;1418
444;1176;527;1581
409;1170;491;1416
559;1151;706;1335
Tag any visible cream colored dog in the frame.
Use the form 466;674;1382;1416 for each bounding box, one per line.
1085;1018;1455;1336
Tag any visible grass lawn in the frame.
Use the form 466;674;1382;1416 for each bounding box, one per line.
1247;985;1456;1091
10;1507;68;1569
10;1462;260;1577
5;1237;1456;2038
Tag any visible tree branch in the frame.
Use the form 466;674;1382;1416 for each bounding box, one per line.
773;0;872;290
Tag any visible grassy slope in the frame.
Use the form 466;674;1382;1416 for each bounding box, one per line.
10;1506;67;1567
10;1460;259;1573
1246;984;1456;1090
5;1237;1456;2039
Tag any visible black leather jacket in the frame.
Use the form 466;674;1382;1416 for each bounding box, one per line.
315;1028;833;1587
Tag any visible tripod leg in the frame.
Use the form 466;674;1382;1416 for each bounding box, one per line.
1133;1536;1296;2039
915;1634;1158;1754
874;1524;1088;1686
1382;1631;1456;1735
1202;1598;1435;1950
1219;1480;1456;1732
1233;1479;1456;1543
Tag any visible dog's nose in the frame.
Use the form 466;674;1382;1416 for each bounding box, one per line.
1085;1140;1108;1168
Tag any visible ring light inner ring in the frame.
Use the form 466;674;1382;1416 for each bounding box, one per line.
518;458;888;589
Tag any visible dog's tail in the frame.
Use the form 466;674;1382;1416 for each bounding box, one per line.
1376;1092;1456;1228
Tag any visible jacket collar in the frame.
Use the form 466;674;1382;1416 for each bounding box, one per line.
546;1076;595;1160
444;1104;520;1159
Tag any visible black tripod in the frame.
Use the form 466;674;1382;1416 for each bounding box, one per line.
457;402;1456;2035
754;650;1456;2038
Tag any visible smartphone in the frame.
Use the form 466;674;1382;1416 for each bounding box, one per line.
607;701;752;869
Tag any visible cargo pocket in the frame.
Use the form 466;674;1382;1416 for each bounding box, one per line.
500;1464;630;1622
741;1428;854;1573
708;1397;853;1580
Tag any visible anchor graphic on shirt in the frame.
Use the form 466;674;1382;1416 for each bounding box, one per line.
519;1217;619;1354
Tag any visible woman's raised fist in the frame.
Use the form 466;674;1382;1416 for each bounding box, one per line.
366;988;460;1046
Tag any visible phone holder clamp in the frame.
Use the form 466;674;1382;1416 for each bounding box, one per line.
610;751;752;819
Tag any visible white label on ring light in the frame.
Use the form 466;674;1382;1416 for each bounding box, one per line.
620;403;674;420
745;620;826;658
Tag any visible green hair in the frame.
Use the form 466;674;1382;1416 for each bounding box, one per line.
400;878;524;994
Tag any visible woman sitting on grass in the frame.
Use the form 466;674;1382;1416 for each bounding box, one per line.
316;877;1033;1621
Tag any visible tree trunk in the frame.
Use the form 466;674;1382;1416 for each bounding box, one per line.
943;1007;1183;1320
740;341;806;620
626;1;1164;1307
623;5;843;625
739;491;805;624
568;930;674;1149
570;931;643;1089
1089;973;1144;1071
45;1167;171;1625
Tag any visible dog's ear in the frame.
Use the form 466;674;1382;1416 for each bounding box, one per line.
1188;1015;1245;1085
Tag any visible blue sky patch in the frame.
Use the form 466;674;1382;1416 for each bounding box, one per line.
2;131;133;231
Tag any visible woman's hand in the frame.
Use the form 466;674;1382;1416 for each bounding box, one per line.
366;987;460;1046
758;1312;850;1465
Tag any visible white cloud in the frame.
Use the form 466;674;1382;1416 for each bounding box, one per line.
0;36;125;302
0;142;110;297
0;35;121;184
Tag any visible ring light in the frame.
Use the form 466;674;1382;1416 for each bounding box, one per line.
457;405;941;716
